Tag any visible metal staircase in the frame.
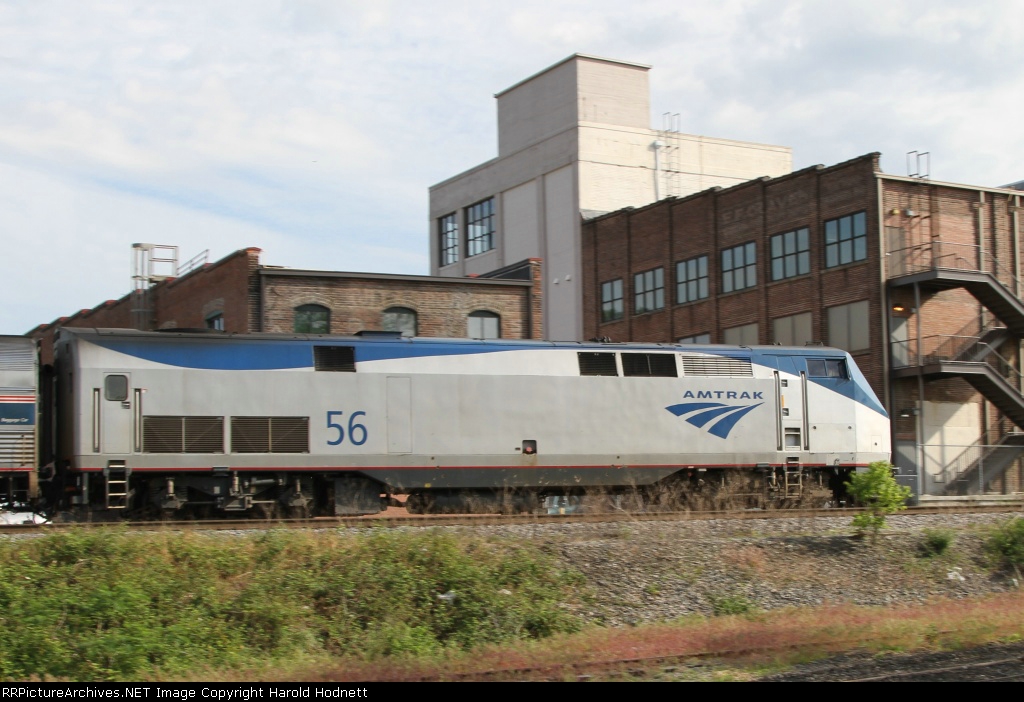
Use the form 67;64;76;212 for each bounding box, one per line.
941;434;1024;496
889;242;1024;494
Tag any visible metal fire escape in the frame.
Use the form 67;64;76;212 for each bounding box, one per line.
889;238;1024;495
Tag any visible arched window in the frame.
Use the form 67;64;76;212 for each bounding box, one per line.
468;310;500;339
382;307;417;337
294;304;330;334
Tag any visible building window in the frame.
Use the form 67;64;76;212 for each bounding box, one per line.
824;211;867;268
676;255;709;304
294;304;330;334
467;310;500;339
773;312;813;346
439;212;459;266
678;333;711;344
382;306;417;336
634;268;664;314
601;279;624;322
770;228;810;281
466;197;495;257
205;313;224;331
723;323;758;346
827;300;870;352
722;242;757;293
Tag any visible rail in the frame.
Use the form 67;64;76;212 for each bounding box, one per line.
887;241;1023;294
927;439;1024;493
890;334;1021;383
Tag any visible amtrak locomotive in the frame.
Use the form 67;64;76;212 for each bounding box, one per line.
1;328;890;518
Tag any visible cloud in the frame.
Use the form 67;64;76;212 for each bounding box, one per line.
2;0;1023;333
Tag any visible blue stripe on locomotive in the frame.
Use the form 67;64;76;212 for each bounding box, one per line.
88;336;886;416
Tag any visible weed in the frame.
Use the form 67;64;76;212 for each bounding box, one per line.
918;528;954;558
708;594;756;616
985;518;1024;578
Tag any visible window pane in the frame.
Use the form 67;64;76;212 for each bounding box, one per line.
854;237;867;261
825;220;838;244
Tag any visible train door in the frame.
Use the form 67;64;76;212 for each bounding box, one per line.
769;356;809;454
98;373;133;455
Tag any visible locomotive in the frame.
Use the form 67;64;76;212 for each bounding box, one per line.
0;328;891;519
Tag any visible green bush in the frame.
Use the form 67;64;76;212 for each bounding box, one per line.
0;528;585;681
985;518;1024;575
919;528;954;558
846;461;912;542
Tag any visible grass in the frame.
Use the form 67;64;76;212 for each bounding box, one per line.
3;522;1024;682
0;527;584;681
253;592;1024;682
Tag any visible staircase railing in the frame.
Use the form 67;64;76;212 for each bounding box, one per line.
936;436;1024;494
887;241;1023;294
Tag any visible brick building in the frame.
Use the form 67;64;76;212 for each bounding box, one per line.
29;248;543;365
582;152;1024;498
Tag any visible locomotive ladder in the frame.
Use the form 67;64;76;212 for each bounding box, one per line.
104;463;131;509
784;460;802;498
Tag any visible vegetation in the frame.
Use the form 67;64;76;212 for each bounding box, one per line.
919;528;955;558
0;528;584;681
985;517;1024;579
846;460;913;541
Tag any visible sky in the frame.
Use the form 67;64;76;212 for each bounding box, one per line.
2;0;1023;335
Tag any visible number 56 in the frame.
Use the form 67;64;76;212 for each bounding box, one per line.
326;411;368;446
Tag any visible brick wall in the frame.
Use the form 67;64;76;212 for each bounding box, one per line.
582;153;1024;493
261;270;537;339
582;152;885;395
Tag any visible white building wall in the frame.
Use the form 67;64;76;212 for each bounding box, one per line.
921;400;982;494
502;180;541;265
428;53;793;340
543;165;578;340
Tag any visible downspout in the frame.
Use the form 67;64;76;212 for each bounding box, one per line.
915;280;924;498
653;140;664;202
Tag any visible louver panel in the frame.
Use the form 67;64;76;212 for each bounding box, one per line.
314;346;355;372
144;416;223;453
0;432;34;467
270;417;309;453
680;355;753;377
232;417;309;453
0;342;35;372
622;353;678;377
183;417;225;453
143;416;184;453
578;352;618;376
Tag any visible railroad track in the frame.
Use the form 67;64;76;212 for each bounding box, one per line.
1;501;1021;534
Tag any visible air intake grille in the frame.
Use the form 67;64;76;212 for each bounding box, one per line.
0;432;34;467
314;346;355;372
0;341;35;372
680;355;753;377
622;353;678;377
232;416;309;453
578;352;617;376
143;416;224;453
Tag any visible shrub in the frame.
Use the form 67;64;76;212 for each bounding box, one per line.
919;528;954;558
985;518;1024;577
846;461;912;542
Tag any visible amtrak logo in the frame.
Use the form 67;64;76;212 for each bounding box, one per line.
665;401;763;439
